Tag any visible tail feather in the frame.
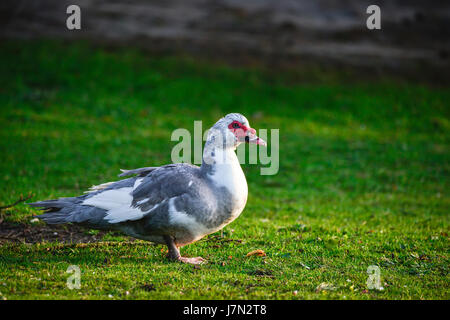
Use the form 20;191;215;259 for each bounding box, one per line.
28;198;76;212
28;196;108;227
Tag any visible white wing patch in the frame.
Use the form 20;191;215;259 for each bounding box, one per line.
82;178;148;223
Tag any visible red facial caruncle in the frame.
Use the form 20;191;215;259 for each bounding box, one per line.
228;121;266;146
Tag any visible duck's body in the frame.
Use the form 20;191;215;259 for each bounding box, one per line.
29;113;265;264
104;150;248;246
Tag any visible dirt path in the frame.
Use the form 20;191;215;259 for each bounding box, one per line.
0;221;115;244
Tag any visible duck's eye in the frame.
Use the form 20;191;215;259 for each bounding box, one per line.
232;122;240;129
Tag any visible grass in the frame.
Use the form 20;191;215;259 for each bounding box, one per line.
0;40;449;300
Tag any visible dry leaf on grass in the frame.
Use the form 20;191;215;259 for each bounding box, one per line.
246;249;266;257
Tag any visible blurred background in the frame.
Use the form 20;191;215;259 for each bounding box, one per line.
2;0;450;82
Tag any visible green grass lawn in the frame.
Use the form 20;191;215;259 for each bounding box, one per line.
0;41;448;300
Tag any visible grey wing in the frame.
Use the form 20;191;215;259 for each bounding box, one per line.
131;164;200;212
77;164;199;225
130;163;218;232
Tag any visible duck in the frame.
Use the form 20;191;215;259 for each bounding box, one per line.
29;113;266;264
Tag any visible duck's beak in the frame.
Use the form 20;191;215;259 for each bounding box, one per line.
244;128;267;147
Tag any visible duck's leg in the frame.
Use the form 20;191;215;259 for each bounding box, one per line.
163;235;206;265
164;235;181;260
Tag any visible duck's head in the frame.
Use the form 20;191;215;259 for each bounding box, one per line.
207;113;267;149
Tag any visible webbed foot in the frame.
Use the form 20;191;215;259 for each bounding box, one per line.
178;256;206;265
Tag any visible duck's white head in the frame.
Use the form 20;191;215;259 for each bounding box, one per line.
206;113;266;150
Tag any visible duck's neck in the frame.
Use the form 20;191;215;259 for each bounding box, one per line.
201;141;239;174
201;140;248;222
201;140;247;192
